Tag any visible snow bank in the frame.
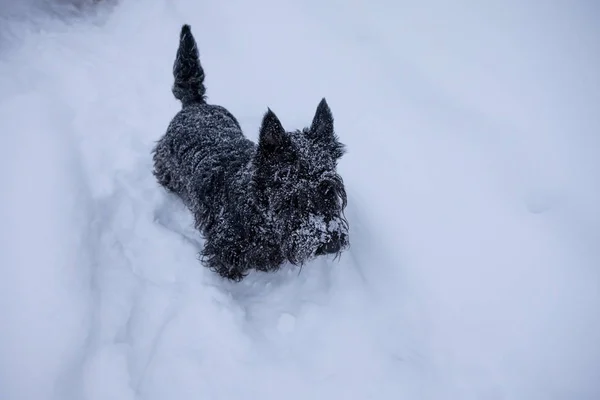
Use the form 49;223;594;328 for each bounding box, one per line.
0;21;94;400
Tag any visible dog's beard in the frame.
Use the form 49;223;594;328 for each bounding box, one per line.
281;213;349;265
281;221;320;265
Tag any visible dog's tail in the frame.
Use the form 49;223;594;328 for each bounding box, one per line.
172;24;206;105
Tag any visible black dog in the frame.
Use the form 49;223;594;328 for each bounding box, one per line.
152;24;349;281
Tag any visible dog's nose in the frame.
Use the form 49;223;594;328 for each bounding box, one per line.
317;239;341;255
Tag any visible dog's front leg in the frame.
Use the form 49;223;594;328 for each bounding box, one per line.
200;237;249;282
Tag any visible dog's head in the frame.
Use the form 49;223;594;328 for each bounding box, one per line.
252;98;349;265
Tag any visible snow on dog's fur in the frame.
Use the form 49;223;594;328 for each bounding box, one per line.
152;25;349;281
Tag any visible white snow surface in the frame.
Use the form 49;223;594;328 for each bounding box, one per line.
1;1;599;399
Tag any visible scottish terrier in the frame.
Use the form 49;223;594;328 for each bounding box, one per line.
152;24;349;281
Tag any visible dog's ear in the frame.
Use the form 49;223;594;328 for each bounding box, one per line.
308;98;345;158
258;109;289;154
308;98;334;140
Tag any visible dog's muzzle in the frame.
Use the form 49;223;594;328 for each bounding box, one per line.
315;231;346;255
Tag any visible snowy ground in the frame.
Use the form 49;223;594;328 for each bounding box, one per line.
1;1;599;399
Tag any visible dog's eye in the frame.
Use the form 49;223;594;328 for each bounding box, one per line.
318;181;333;196
289;192;308;209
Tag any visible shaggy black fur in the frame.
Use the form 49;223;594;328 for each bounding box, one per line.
152;24;349;281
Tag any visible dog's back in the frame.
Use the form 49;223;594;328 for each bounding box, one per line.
152;25;255;227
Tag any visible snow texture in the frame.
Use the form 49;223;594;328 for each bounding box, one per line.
1;0;599;400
